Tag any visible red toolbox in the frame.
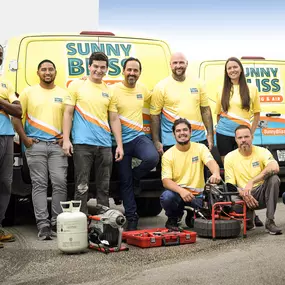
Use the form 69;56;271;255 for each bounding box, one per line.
122;228;197;248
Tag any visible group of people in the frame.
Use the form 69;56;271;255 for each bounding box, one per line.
0;50;282;247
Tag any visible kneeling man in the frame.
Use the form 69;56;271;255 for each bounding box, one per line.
224;125;281;235
160;118;221;230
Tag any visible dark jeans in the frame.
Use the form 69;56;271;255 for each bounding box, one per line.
73;144;112;214
160;190;203;218
119;135;159;220
0;136;13;225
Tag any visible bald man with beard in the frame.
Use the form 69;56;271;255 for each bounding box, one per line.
150;52;214;155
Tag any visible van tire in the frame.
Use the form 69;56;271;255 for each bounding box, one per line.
136;197;162;217
194;218;241;238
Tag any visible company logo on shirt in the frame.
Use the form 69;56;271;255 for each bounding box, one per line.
1;83;7;89
136;94;143;99
54;97;63;103
192;156;199;163
102;92;109;98
252;161;260;167
190;88;198;94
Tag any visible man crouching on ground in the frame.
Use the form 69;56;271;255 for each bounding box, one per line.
224;125;282;235
160;118;221;230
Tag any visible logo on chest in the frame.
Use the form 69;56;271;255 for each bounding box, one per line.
252;161;260;168
190;88;198;94
192;156;199;163
1;83;7;89
54;97;63;103
102;92;109;98
136;94;143;99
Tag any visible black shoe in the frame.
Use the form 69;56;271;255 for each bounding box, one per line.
126;216;139;231
254;215;264;227
38;226;52;240
51;224;57;237
246;219;255;231
165;217;180;231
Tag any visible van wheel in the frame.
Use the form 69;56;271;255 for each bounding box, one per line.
194;218;241;238
136;197;162;217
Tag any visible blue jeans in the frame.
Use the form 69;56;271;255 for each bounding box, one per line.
160;190;203;218
119;135;159;220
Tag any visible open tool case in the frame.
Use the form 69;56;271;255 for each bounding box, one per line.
122;228;197;248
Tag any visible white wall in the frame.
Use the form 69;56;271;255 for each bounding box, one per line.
0;0;99;44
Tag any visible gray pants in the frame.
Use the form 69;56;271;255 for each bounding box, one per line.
250;175;280;220
0;136;13;225
25;141;68;230
73;144;113;214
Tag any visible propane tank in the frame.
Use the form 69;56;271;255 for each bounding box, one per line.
57;200;88;253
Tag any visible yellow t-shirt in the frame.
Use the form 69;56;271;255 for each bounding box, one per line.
20;84;68;141
0;80;18;135
65;79;116;147
224;145;276;188
109;82;150;143
161;142;214;194
215;84;260;136
150;76;209;145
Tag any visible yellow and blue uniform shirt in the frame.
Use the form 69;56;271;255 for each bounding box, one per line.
150;76;209;146
109;82;150;144
224;145;276;188
65;79;116;147
20;84;68;141
215;84;261;137
161;142;214;195
0;80;19;136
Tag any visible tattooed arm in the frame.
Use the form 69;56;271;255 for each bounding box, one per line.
200;106;214;150
242;161;279;195
150;114;164;155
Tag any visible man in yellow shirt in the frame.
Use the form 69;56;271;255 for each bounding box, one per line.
63;52;123;215
109;58;159;231
0;80;22;247
224;125;281;235
161;118;221;230
13;59;69;240
150;52;214;155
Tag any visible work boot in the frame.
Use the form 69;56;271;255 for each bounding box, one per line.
38;226;52;241
265;219;282;235
165;217;180;231
0;228;15;242
254;215;264;227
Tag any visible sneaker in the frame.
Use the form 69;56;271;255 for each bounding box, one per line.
0;242;3;248
254;215;264;227
246;218;255;231
51;224;57;237
265;219;282;235
0;228;15;242
38;226;52;240
165;217;181;231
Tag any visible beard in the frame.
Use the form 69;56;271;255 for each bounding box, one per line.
172;68;186;77
177;138;190;145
